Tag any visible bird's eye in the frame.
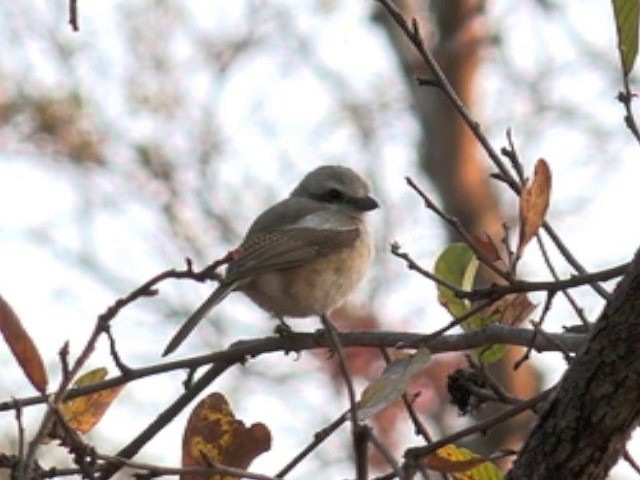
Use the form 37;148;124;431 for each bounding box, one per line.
325;188;344;201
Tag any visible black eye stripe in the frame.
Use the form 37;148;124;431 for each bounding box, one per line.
326;188;343;200
310;188;345;203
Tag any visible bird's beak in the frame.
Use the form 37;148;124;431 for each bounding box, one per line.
352;195;379;212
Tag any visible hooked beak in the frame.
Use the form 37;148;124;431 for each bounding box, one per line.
351;195;379;212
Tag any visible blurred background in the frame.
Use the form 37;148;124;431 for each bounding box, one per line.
1;0;639;478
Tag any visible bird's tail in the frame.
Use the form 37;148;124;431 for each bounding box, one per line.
162;282;237;356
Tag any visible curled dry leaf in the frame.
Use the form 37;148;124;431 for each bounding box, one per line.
517;158;552;258
482;293;537;327
471;233;504;267
182;392;271;480
0;295;48;393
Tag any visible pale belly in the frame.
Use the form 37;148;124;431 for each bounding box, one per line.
241;234;372;318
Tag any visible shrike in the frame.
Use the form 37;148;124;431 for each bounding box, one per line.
163;165;378;356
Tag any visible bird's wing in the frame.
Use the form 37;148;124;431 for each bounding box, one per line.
226;200;360;281
226;227;358;281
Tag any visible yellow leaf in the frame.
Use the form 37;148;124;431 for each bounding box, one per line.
60;367;124;433
425;444;504;480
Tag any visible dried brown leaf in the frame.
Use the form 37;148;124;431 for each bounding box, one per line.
182;392;271;480
517;158;552;258
483;293;537;327
471;233;503;265
0;295;48;393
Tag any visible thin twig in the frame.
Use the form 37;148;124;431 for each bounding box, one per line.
367;427;404;479
623;447;640;476
530;320;573;364
275;412;348;478
466;262;627;299
97;362;232;479
20;261;223;478
321;314;368;480
617;83;640;146
376;0;612;301
404;176;511;282
392;237;626;303
514;291;557;370
97;452;282;480
535;235;591;326
68;0;79;31
502;129;526;185
14;400;25;472
104;324;132;375
404;389;552;462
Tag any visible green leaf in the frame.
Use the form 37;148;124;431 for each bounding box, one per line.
613;0;640;76
475;344;506;364
357;347;431;421
434;243;478;318
464;309;505;364
434;244;506;363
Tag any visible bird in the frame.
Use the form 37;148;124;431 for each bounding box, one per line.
162;165;378;356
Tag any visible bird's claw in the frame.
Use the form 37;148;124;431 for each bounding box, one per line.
274;319;293;336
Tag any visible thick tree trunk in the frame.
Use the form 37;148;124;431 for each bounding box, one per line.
506;248;640;479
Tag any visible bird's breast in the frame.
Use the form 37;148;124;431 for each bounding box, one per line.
241;226;372;318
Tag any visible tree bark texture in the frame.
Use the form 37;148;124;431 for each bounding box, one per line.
506;248;640;479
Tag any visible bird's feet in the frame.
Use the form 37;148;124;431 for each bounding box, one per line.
274;318;293;336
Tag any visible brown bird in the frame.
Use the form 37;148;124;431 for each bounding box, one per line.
163;165;378;356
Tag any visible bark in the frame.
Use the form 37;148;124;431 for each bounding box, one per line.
506;248;640;480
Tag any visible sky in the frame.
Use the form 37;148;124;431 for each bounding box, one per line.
1;0;640;478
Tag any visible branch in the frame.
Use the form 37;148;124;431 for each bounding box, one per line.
320;315;368;480
404;389;551;463
617;84;640;146
391;239;628;300
1;327;587;413
16;259;222;477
